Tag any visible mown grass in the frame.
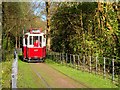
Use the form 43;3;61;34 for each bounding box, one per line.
45;59;118;88
17;59;46;88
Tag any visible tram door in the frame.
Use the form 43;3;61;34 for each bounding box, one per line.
23;35;28;59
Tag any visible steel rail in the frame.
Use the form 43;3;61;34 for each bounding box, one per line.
29;64;51;89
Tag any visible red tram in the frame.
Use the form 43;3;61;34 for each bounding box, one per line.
23;28;46;62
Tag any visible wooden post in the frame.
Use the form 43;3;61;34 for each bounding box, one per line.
89;56;92;73
118;67;120;88
50;52;51;59
77;55;80;70
112;58;114;82
70;54;71;67
50;52;52;59
73;55;75;68
66;53;67;66
19;36;20;48
103;57;106;79
15;32;18;48
56;53;57;62
52;52;54;60
55;53;56;62
96;56;98;74
54;52;55;61
83;56;85;71
49;51;50;57
61;53;63;64
53;52;54;60
54;53;55;61
56;53;58;62
52;52;53;60
58;53;60;63
60;53;62;64
62;53;64;64
57;53;60;63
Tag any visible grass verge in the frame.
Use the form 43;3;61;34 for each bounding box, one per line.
45;59;117;88
2;53;13;88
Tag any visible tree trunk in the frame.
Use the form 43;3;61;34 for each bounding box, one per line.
5;34;8;50
80;3;84;56
19;36;20;48
16;32;17;48
112;2;120;57
46;0;51;51
117;2;120;57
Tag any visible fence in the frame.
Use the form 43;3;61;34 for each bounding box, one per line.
47;51;120;85
11;50;18;89
0;50;1;89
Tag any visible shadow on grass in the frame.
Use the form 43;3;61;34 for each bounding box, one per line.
18;55;27;63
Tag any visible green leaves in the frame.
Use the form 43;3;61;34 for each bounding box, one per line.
50;2;120;58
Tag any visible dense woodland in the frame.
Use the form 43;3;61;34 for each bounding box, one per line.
49;2;120;59
2;1;120;59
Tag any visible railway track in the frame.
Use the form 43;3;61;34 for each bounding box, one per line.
28;62;87;88
30;65;51;89
48;65;89;88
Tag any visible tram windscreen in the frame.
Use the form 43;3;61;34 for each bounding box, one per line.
32;36;42;47
33;36;38;43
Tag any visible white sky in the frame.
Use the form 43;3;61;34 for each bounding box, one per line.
32;0;47;21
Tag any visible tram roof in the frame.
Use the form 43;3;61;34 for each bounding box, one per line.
25;32;45;36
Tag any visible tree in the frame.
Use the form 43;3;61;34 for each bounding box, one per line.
46;0;51;51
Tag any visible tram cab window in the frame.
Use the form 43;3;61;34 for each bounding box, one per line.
33;36;38;43
33;36;42;47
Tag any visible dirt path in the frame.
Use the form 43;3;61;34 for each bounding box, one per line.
29;63;87;88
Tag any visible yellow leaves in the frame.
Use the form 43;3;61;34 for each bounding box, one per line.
2;70;4;74
98;2;103;12
106;22;114;35
85;40;94;48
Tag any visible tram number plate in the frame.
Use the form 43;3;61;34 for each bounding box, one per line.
34;49;38;52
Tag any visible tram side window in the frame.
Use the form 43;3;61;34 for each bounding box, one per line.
29;36;32;45
25;38;27;45
39;36;42;47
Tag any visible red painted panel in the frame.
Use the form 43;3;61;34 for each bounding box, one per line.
23;46;27;58
43;46;46;58
27;47;44;59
